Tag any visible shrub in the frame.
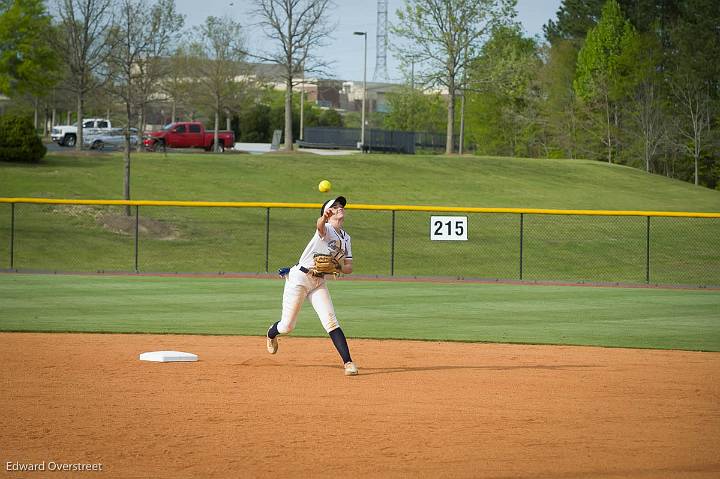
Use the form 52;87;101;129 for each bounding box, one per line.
0;115;46;163
317;109;343;128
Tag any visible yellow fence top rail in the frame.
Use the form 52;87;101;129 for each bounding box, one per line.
1;197;719;218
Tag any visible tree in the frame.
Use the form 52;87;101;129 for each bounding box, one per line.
108;0;145;214
317;108;343;127
544;0;605;44
540;0;601;160
0;0;62;133
253;0;334;151
574;0;637;163
465;25;542;157
0;0;60;97
539;39;584;159
0;114;46;162
191;16;246;152
236;102;272;142
669;76;713;186
55;0;115;150
392;0;516;154
544;0;717;187
384;86;446;134
234;87;322;142
616;32;666;172
665;0;719;186
484;0;720;187
133;0;183;150
544;0;681;45
107;0;183;213
161;46;193;124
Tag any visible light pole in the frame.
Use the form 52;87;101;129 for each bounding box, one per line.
410;55;417;133
299;62;305;141
458;70;466;155
459;50;468;155
353;31;367;149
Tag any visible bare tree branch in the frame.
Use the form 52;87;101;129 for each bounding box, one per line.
191;15;247;152
55;0;115;150
252;0;335;150
106;0;184;211
670;74;712;185
391;0;515;154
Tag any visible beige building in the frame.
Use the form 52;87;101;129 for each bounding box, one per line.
314;80;402;113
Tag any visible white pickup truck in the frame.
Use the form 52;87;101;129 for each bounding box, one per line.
51;118;114;147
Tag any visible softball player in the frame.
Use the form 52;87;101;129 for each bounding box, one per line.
266;196;358;376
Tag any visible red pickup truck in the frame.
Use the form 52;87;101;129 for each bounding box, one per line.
144;122;235;152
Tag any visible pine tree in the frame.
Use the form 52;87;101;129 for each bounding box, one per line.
574;0;637;163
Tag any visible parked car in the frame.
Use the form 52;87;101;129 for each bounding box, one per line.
51;118;114;147
83;128;140;150
143;122;235;152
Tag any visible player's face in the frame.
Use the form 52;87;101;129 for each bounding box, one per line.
330;203;345;218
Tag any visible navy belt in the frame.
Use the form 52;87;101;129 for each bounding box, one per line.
299;265;325;277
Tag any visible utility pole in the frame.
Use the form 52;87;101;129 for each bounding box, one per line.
410;57;416;132
411;57;415;90
354;31;367;148
458;52;467;155
299;62;305;141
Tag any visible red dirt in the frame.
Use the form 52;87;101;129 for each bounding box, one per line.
1;333;719;478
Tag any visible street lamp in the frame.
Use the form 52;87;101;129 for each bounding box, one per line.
299;61;305;141
353;31;367;149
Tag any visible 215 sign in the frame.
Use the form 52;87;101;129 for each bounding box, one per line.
430;216;468;241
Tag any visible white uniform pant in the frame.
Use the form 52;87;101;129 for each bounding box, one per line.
277;266;339;334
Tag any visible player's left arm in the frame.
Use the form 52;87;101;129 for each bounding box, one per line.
341;259;353;275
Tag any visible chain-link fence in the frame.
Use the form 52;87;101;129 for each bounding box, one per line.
1;199;719;287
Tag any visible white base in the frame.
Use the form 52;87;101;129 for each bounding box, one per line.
139;351;198;362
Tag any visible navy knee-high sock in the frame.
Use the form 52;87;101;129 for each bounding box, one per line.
267;321;280;339
329;328;352;364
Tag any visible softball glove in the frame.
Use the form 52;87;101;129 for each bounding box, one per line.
311;252;344;276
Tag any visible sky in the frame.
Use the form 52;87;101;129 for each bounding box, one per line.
173;0;563;82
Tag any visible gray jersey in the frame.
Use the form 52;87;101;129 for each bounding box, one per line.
297;223;352;270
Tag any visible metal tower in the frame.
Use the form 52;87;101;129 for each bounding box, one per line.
373;0;389;81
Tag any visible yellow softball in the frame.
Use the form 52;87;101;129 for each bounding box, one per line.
318;180;332;193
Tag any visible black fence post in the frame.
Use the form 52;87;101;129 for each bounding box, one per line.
645;216;651;284
10;203;15;270
265;207;270;273
519;213;524;280
134;205;140;273
390;210;396;276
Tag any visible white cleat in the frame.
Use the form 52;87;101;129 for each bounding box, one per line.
344;361;358;376
266;334;278;354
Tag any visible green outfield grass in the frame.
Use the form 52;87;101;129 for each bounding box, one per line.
1;152;719;284
1;273;718;351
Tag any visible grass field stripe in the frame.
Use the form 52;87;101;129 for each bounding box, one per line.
1;197;719;218
1;274;719;351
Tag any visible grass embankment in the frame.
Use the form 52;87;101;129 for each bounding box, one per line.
1;152;719;284
2;151;719;209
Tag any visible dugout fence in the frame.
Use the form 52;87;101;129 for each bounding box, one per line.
1;198;719;287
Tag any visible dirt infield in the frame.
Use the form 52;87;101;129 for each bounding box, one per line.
1;333;719;478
